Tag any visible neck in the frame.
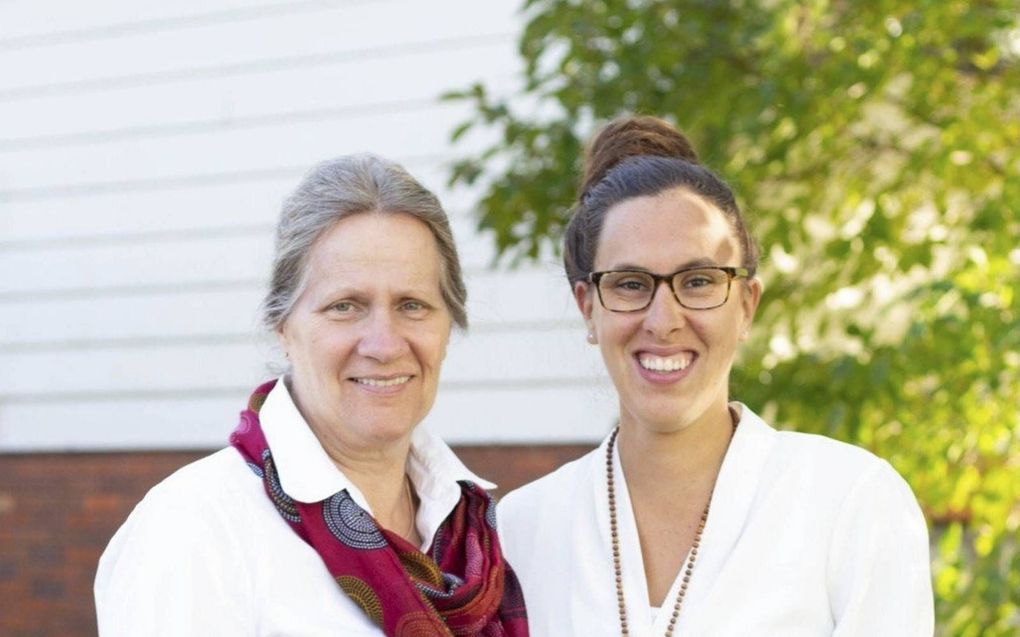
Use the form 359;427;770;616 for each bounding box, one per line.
304;418;418;543
282;377;420;543
617;403;735;495
324;432;417;537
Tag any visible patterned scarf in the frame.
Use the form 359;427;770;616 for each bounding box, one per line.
230;380;529;637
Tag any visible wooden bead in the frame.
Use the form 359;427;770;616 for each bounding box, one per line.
606;426;721;637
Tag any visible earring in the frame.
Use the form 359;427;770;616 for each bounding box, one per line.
586;331;597;344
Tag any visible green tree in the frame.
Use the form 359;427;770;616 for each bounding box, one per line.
446;1;1020;633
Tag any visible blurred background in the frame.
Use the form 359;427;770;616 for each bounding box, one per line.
1;1;1018;635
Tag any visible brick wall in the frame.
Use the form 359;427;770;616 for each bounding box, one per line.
0;445;592;637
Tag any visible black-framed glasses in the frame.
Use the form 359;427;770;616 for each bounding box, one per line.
588;266;750;312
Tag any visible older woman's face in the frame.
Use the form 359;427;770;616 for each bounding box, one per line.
278;213;452;449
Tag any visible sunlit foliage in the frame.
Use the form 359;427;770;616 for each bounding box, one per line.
446;1;1020;633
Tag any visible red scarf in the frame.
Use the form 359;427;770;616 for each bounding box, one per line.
230;380;529;637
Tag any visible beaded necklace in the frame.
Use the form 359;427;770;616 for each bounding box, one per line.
606;413;735;636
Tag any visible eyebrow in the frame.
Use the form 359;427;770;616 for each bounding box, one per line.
609;258;720;272
319;283;439;302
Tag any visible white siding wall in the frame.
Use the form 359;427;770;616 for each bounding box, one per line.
0;0;616;451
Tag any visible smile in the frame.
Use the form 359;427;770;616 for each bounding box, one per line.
353;376;412;387
638;353;693;373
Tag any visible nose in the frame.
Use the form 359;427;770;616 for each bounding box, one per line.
357;309;410;362
642;280;687;338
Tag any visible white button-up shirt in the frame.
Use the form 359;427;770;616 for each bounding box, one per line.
94;379;494;636
498;405;934;636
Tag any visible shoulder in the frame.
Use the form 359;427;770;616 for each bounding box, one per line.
139;447;261;515
495;445;601;562
741;403;890;497
498;445;599;520
738;407;923;527
773;429;885;479
95;448;264;634
97;448;263;570
799;440;934;631
776;431;922;522
748;412;926;543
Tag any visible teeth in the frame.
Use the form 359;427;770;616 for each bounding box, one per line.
639;355;691;372
355;376;411;387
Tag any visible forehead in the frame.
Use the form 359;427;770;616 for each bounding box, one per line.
303;212;443;290
594;188;740;270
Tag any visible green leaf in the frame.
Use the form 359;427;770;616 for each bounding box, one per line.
443;2;1020;631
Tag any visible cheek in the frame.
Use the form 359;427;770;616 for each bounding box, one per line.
415;333;450;372
435;329;451;363
702;316;742;352
429;319;453;365
595;317;639;364
300;333;352;374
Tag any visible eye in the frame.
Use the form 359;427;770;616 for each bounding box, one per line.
328;300;358;314
683;276;713;288
613;276;651;291
678;269;723;289
400;299;431;316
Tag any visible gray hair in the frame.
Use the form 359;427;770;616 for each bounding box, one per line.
262;154;468;331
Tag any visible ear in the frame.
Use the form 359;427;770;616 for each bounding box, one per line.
738;277;762;341
276;322;291;357
574;280;596;334
438;323;453;362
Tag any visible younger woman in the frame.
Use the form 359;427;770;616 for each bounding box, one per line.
498;116;933;636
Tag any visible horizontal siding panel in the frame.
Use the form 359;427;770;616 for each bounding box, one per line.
0;327;604;397
0;44;517;146
0;288;265;346
0;162;487;243
0;232;274;296
0;0;579;453
0;266;578;346
0;342;269;397
0;393;253;451
426;382;617;444
0;211;520;297
1;1;516;93
0;0;304;42
0;381;617;451
0;102;483;193
465;267;577;325
0;183;287;244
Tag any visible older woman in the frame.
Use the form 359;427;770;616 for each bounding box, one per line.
95;155;528;636
497;117;933;636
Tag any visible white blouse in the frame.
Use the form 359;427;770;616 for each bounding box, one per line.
94;379;494;636
497;405;934;636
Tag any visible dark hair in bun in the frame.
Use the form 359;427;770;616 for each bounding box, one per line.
564;115;759;286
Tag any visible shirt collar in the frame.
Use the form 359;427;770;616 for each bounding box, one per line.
688;402;776;614
587;402;777;632
259;378;352;504
259;377;494;510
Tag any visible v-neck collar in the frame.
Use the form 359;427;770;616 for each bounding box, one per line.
591;404;777;635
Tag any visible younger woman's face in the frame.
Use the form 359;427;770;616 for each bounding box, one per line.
575;187;760;435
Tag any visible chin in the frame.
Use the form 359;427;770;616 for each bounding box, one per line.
356;425;416;447
643;416;697;434
628;387;714;431
621;403;692;434
375;413;421;435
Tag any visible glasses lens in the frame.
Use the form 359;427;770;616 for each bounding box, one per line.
597;271;655;311
672;268;729;309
